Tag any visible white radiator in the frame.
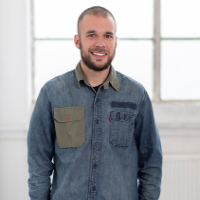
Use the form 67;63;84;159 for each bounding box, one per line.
159;155;200;200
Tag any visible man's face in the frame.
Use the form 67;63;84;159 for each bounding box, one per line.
75;15;117;71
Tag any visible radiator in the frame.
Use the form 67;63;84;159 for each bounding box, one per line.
159;155;200;200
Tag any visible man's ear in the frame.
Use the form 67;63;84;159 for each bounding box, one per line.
74;35;81;49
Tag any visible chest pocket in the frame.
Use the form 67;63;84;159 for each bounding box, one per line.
109;111;135;149
54;107;84;148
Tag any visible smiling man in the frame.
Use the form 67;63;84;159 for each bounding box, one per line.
74;11;118;87
76;14;116;71
28;6;162;200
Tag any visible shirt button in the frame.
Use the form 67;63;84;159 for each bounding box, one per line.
95;119;99;124
96;98;99;102
93;163;97;169
94;142;99;147
92;186;96;191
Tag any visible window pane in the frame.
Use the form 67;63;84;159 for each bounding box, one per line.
34;40;80;98
113;40;153;98
161;41;200;100
34;0;153;38
161;0;200;37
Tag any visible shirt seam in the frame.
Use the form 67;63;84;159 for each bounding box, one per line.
134;89;147;123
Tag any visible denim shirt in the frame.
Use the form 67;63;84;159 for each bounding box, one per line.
27;63;162;200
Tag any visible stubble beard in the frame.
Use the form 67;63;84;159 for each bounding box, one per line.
80;43;116;72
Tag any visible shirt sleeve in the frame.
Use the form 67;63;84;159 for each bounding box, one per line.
134;90;162;200
27;85;55;200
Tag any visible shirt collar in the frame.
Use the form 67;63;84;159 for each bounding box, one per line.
75;62;119;91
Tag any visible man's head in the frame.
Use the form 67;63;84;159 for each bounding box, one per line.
74;6;118;72
77;6;117;35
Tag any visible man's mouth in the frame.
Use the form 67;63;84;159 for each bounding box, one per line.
91;51;107;57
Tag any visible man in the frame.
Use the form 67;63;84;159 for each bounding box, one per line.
28;6;162;200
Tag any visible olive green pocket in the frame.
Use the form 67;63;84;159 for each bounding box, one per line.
54;107;84;148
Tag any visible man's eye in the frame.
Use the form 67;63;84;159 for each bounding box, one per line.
105;35;113;39
88;34;96;37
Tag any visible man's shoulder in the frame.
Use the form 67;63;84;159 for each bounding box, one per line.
116;70;145;92
44;69;75;89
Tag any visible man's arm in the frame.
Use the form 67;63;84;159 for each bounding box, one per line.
135;91;162;200
27;85;55;200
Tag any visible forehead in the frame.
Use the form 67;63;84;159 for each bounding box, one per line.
79;14;116;34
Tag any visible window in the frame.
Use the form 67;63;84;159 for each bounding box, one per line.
161;0;200;100
32;0;200;102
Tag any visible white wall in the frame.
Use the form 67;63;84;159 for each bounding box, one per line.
0;0;31;199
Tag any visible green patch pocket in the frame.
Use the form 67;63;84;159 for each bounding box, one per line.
54;107;85;148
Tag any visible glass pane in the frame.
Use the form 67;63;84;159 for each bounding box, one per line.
113;40;153;98
34;0;153;38
35;40;153;99
161;41;200;100
161;0;200;37
34;40;80;98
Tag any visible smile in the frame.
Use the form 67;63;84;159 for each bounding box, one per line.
91;51;107;57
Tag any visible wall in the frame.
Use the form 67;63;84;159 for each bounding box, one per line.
154;103;200;199
0;0;31;199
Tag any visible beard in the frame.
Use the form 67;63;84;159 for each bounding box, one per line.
80;43;116;72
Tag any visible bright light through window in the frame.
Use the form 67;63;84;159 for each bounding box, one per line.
33;0;200;101
34;0;153;99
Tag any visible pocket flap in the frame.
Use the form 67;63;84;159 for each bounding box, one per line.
54;107;84;122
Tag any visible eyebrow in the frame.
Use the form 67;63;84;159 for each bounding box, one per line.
86;30;114;35
86;30;96;34
105;31;114;35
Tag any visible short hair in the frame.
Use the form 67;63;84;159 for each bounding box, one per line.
77;6;116;35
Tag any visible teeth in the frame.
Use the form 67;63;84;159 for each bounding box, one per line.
93;52;105;56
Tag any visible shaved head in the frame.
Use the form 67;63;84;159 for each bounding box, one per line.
77;6;116;35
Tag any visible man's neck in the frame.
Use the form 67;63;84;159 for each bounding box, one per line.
80;60;110;87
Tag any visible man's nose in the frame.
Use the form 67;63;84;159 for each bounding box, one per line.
95;37;106;47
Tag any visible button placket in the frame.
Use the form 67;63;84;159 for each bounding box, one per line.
88;92;102;199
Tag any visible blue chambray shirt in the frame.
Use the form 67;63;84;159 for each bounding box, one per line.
27;62;162;200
